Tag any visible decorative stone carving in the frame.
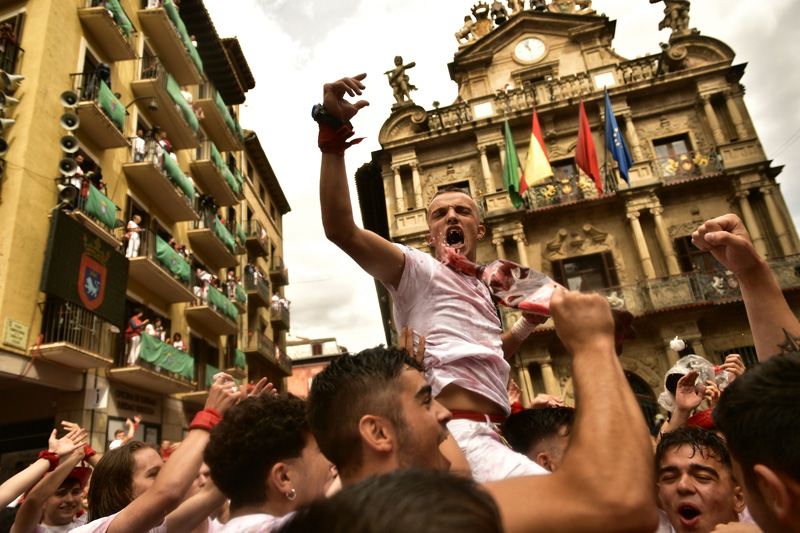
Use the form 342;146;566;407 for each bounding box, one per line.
455;15;476;44
421;162;481;204
544;224;627;281
470;2;494;38
649;0;691;35
668;221;699;238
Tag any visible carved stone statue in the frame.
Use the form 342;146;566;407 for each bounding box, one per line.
649;0;691;34
385;56;417;106
490;0;508;24
455;15;475;44
507;0;523;15
470;2;494;38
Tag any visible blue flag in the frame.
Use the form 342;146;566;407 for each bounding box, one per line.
604;89;633;186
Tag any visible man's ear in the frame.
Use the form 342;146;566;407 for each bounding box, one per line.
426;233;432;245
732;483;746;514
269;461;292;495
753;464;793;524
477;225;486;240
358;415;395;453
535;452;552;473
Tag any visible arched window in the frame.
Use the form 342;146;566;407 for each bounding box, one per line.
625;371;658;429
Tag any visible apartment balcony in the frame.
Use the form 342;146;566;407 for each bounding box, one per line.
652;148;723;185
242;330;292;376
0;41;23;76
225;348;247;380
136;3;202;85
394;208;427;239
70;73;129;149
77;2;137;61
245;220;268;257
187;215;239;270
244;272;270;308
196;85;242;151
127;230;195;303
269;256;289;287
190;141;239;206
228;282;247;314
62;177;123;249
37;299;120;370
122;140;199;223
270;303;290;331
109;333;194;395
184;285;239;336
130;56;200;150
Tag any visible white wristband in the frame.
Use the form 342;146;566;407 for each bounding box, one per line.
510;315;538;342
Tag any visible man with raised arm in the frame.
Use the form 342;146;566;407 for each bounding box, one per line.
317;73;547;481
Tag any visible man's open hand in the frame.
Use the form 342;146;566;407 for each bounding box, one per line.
323;73;369;122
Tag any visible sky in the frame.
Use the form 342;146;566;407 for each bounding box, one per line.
201;0;800;353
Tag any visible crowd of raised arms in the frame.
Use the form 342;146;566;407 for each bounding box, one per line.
1;74;798;533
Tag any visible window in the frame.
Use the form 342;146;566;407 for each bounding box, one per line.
653;135;691;160
311;343;323;356
551;251;619;291
439;181;471;196
0;13;24;74
717;346;758;370
625;371;658;429
551;160;577;181
675;236;723;273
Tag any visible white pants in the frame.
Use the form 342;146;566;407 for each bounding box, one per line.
128;335;142;366
126;232;140;258
447;417;550;483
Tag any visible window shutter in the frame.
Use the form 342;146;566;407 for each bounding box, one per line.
602;251;620;287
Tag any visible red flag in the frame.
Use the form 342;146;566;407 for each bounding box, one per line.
575;100;602;196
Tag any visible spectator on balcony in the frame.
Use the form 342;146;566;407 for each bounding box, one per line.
271;292;280;314
194;268;212;306
125;308;148;365
146;0;161;8
226;271;236;300
145;318;165;341
0;22;17;55
244;261;255;282
134;129;146;163
124;214;144;258
172;332;187;352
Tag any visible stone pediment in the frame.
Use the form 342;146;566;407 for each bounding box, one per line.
666;33;736;71
378;104;428;146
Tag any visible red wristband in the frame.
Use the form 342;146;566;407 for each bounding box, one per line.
318;123;364;156
189;408;222;432
38;450;59;472
510;401;524;414
83;444;97;459
133;423;139;430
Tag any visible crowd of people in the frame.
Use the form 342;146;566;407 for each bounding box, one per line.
124;307;189;365
2;74;798;533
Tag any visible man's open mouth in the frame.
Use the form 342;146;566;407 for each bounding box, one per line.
678;503;701;522
446;227;464;246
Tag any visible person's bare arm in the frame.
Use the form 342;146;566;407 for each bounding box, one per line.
120;415;141;447
483;291;658;533
319;74;405;288
165;480;226;533
107;376;241;533
692;214;800;362
501;313;547;359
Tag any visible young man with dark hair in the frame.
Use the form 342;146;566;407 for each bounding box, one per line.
318;73;547;482
655;427;745;533
306;290;658;533
502;407;575;472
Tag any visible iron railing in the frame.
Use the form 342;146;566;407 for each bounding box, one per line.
243;271;270;302
651;148;723;183
243;330;292;373
40;298;121;358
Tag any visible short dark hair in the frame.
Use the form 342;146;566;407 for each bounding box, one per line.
275;469;502;533
655;427;731;474
204;393;309;510
501;407;575;456
425;186;479;223
88;441;155;521
307;346;424;478
713;353;800;485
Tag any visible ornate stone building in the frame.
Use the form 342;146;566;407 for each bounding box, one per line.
356;2;800;424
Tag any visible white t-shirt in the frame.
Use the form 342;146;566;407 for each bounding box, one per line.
385;244;511;415
69;512;166;533
219;513;293;533
36;514;88;533
108;439;123;450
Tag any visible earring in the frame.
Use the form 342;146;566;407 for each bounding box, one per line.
285;488;296;501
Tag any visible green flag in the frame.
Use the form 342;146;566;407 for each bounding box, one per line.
106;0;132;38
85;184;117;229
235;349;246;369
162;154;194;199
214;217;236;254
215;92;237;135
140;333;194;380
166;74;199;132
502;118;524;209
98;81;125;132
155;235;190;283
235;283;247;304
208;285;238;322
236;223;246;246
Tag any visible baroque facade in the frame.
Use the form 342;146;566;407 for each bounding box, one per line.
357;3;800;423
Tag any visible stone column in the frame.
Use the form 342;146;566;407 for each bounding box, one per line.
517;365;535;405
393;165;405;213
623;113;645;162
627;211;656;279
735;191;768;256
540;361;561;397
723;90;748;140
479;146;494;193
513;233;529;267
493;236;506;260
410;163;423;210
760;186;795;255
651;207;681;275
701;94;726;145
499;143;507;172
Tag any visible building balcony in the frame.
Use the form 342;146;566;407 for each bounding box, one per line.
127;230;195;303
196;85;242;152
122;140;199;223
180;363;232;406
185;285;239;336
245;220;268;257
190;141;239;207
224;348;247;380
70;72;129;149
718;139;767;170
135;4;202;85
244;272;270;308
269;256;289;287
242;330;292;376
109;333;195;395
0;41;23;76
62;177;124;249
130;56;200;150
235;223;246;256
37;299;119;370
77;2;137;61
228;282;247;314
187;215;239;270
394;208;427;238
651;148;723;185
270;303;290;331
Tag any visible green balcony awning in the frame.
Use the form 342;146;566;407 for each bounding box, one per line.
221;166;239;195
161;154;195;200
213;217;236;254
107;0;132;38
236;223;246;246
155;235;190;283
166;74;199;132
85;184;117;230
98;80;125;131
207;284;238;322
234;349;246;369
140;333;194;380
214;92;237;137
234;283;247;305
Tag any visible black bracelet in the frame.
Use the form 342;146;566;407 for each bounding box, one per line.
311;103;352;131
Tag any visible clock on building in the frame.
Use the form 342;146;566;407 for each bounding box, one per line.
514;37;546;62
